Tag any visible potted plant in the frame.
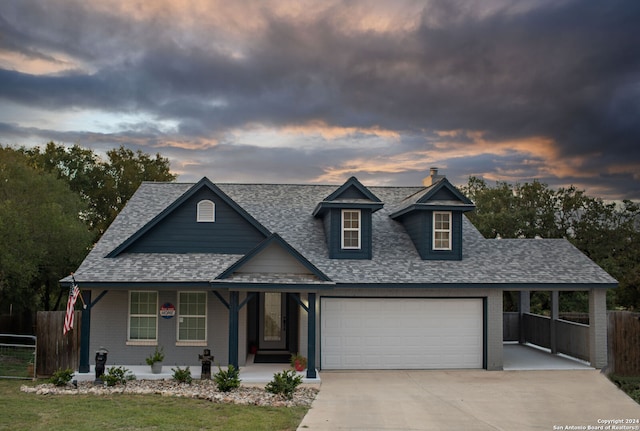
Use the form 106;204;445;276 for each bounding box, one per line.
146;346;165;374
290;353;307;372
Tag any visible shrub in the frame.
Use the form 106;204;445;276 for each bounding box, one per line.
145;346;165;365
265;369;303;400
102;366;136;387
213;365;241;392
172;366;193;384
49;368;74;387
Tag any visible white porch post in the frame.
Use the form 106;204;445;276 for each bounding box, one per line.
589;289;608;368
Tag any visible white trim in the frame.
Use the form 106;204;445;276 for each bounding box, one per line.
197;200;215;222
128;291;158;342
126;340;158;346
341;209;361;249
433;211;452;250
177;291;207;342
175;341;208;347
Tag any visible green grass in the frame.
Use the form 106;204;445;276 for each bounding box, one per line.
0;380;308;431
609;374;640;404
0;348;35;378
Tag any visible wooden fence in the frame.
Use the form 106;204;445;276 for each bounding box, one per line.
607;310;640;376
35;311;81;377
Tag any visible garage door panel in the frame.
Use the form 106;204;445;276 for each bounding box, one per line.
321;298;483;370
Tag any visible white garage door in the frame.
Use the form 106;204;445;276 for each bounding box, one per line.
321;298;483;369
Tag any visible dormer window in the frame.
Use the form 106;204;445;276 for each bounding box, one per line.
342;210;361;249
433;211;452;250
197;200;215;222
389;172;473;261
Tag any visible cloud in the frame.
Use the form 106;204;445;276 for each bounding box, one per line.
0;0;639;199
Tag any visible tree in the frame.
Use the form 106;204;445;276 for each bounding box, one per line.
0;147;92;312
24;143;176;237
462;177;640;310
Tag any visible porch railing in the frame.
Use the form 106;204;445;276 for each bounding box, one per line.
504;312;589;362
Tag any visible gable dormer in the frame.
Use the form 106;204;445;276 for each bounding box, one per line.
313;176;383;259
389;169;474;260
107;177;270;256
216;233;331;283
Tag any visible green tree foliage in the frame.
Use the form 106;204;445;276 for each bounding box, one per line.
462;177;640;310
0;147;92;312
23;142;176;238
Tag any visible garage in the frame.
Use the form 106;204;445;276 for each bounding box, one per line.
321;298;484;369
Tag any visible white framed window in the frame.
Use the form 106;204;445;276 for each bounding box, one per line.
128;291;158;343
341;209;361;249
177;292;207;342
197;200;215;222
433;211;452;250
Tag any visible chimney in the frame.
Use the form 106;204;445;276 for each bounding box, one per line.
422;167;445;187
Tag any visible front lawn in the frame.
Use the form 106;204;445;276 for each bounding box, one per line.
0;380;308;431
609;374;640;404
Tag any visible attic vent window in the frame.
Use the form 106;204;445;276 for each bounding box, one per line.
197;200;215;222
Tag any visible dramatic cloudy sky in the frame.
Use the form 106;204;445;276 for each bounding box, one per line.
1;0;639;199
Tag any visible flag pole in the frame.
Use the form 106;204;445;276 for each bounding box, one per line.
71;273;87;309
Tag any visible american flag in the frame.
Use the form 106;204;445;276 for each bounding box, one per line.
63;279;80;335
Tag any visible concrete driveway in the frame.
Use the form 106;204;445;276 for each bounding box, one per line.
297;370;640;431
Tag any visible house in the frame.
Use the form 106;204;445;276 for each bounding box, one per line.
63;169;616;377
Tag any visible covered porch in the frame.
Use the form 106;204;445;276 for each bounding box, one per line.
502;287;608;368
73;355;321;384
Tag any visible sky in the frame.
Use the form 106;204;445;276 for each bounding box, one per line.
1;0;639;200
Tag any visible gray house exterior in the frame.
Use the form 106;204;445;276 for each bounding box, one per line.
63;171;616;377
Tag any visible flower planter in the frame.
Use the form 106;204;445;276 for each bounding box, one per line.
151;362;163;374
294;360;305;372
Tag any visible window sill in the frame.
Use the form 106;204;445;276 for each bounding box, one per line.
175;341;208;347
126;340;158;346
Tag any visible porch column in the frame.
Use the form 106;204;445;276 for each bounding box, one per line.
79;290;91;373
589;289;608;368
228;291;240;369
550;291;559;354
306;292;317;379
518;291;530;344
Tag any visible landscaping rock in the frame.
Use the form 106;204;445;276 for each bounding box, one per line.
20;380;318;407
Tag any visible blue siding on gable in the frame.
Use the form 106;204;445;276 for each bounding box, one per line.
126;188;267;254
400;211;463;260
338;185;370;200
326;208;373;259
429;187;459;202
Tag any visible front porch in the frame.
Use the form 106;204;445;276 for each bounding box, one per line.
73;354;321;384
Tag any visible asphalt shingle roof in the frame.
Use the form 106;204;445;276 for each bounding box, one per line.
70;181;617;287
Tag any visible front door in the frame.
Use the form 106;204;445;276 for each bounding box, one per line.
259;292;287;350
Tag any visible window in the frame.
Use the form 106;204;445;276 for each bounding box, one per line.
178;292;207;342
341;210;361;249
197;200;215;222
433;211;452;250
129;291;158;342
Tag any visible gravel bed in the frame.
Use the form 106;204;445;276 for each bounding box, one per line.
20;379;319;407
